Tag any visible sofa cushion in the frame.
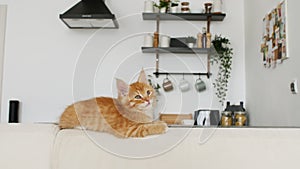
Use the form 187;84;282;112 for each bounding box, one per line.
53;127;300;169
0;124;59;169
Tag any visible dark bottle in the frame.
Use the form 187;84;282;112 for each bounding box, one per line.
240;101;246;111
201;27;207;48
9;100;20;123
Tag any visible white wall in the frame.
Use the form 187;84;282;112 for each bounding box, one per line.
1;0;245;123
0;5;7;122
245;0;300;126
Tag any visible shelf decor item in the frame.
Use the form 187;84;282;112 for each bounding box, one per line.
181;2;190;13
170;0;179;13
148;75;161;94
154;0;171;13
186;36;196;48
213;0;223;14
144;0;154;13
141;12;226;78
144;33;154;47
211;35;233;104
204;3;213;13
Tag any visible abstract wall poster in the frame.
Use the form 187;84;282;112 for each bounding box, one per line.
261;0;288;68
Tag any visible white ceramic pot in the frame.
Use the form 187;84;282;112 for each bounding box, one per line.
213;0;223;13
170;6;178;13
144;0;154;13
144;34;153;47
160;7;167;13
160;35;170;47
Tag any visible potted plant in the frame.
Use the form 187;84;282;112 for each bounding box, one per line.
148;75;161;95
154;0;170;13
211;35;233;105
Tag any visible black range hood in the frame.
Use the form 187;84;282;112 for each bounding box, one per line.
60;0;119;29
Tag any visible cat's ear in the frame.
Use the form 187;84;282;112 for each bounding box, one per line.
137;69;149;84
116;78;129;96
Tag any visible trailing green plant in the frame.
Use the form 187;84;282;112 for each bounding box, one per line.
154;0;170;9
147;75;161;94
211;35;233;105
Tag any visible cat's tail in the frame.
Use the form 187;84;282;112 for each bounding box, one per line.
59;105;80;129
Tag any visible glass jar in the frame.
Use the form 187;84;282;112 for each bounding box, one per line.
234;111;247;126
221;111;233;127
181;7;190;13
181;2;190;13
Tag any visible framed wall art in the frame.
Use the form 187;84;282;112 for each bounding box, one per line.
261;0;288;68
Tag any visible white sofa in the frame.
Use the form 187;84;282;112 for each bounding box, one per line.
1;124;300;169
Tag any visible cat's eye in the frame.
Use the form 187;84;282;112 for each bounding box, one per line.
135;95;142;99
147;90;151;96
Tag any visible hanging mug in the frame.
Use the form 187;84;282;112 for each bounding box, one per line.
162;77;174;92
179;77;190;92
195;78;206;92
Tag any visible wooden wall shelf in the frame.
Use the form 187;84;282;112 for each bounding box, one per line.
141;12;226;78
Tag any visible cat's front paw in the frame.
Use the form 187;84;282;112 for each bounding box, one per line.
156;121;168;134
162;122;168;133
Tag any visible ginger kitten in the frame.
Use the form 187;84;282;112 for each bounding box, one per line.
59;70;168;138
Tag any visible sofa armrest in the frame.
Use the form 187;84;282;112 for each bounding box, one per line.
0;124;59;169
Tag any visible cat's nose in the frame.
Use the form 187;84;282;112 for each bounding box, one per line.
145;99;150;105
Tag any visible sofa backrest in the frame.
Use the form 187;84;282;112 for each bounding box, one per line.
53;127;300;169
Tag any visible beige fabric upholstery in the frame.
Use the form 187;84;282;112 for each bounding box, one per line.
1;124;300;169
53;127;300;169
0;124;59;169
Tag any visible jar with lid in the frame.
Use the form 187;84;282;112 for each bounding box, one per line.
234;111;248;126
221;111;233;127
153;32;159;48
181;2;190;13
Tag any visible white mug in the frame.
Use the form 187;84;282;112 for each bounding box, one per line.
179;78;190;92
160;35;170;47
195;78;206;92
144;34;153;47
162;77;174;92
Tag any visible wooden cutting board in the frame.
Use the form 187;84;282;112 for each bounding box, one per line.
159;113;193;125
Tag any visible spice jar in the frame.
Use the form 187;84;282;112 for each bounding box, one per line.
197;33;203;48
206;32;211;48
234;111;247;126
221;111;233;127
181;7;190;13
181;2;190;13
153;32;159;48
204;3;213;13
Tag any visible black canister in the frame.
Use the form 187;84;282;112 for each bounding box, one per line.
9;100;19;123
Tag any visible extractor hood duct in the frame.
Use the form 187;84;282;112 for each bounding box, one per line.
59;0;119;29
